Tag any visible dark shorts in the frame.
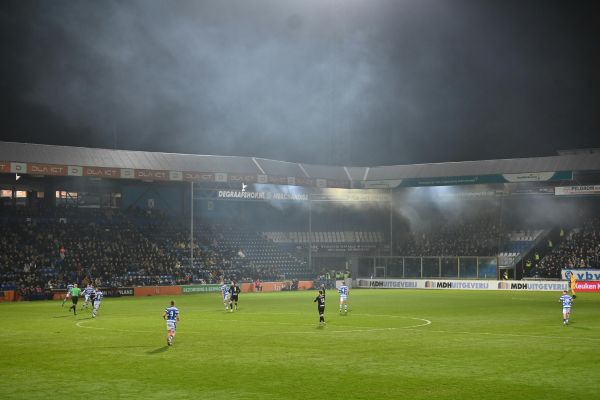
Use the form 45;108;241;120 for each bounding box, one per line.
318;306;325;313
71;296;79;305
231;294;239;301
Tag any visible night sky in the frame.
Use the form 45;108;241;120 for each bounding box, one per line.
1;0;599;167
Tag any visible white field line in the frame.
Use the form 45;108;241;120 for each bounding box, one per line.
76;315;431;335
76;313;599;342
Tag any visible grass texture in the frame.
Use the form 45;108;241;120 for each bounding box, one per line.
0;289;598;399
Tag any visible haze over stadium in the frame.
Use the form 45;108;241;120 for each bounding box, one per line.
1;0;599;165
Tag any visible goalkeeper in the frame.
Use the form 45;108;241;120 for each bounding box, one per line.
570;273;577;299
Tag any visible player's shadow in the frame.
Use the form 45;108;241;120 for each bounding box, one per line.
147;346;169;354
52;315;72;318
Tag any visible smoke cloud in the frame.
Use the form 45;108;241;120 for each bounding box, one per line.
3;0;599;165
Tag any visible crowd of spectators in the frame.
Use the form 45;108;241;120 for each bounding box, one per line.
0;207;189;291
532;218;600;278
0;206;309;295
14;203;598;293
395;215;509;257
0;203;520;296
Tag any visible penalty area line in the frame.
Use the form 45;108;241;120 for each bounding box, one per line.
283;317;432;334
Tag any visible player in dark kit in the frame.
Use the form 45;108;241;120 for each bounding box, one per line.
229;281;241;312
314;290;326;326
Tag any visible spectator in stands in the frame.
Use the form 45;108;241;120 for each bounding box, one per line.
536;218;600;278
395;214;508;257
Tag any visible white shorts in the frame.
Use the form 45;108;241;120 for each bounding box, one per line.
223;294;230;301
563;307;571;314
84;295;90;302
166;320;177;331
340;295;347;302
93;301;101;310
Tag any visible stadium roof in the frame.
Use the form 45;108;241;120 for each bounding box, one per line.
1;141;599;189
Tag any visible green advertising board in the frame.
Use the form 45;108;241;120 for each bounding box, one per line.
182;284;222;294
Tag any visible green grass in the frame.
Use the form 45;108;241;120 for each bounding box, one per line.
1;289;598;400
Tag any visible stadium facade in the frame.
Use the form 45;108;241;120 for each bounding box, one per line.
1;141;600;287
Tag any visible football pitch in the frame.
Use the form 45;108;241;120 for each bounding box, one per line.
1;289;598;400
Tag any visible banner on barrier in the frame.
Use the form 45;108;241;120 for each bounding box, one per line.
0;290;16;302
100;287;134;297
182;284;222;294
496;281;568;291
356;279;568;291
574;281;600;292
52;287;134;297
561;269;600;281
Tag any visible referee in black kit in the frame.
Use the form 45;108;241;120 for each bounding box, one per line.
314;290;326;326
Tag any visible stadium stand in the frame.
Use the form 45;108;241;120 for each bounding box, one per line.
531;218;600;278
395;214;510;257
217;226;309;279
0;206;318;294
4;201;600;292
498;230;543;267
264;231;383;244
263;231;384;254
0;208;189;291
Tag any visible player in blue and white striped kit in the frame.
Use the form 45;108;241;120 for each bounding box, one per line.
81;284;95;310
221;282;231;311
559;290;573;325
91;289;103;318
61;283;74;307
163;301;180;346
339;284;349;313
